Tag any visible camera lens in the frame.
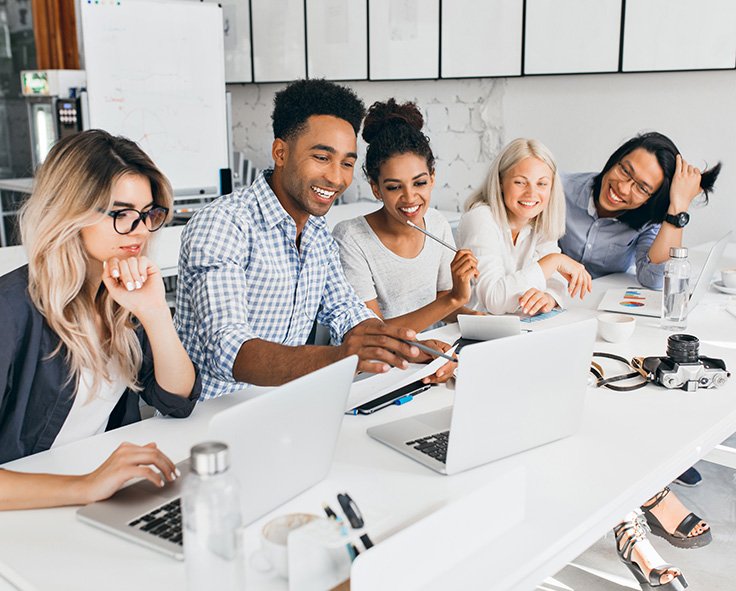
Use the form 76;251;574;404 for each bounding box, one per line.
667;334;699;363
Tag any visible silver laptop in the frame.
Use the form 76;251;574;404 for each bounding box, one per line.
77;355;358;558
367;320;596;475
457;314;521;341
597;231;733;317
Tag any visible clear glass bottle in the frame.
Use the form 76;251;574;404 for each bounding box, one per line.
181;441;244;591
661;246;691;330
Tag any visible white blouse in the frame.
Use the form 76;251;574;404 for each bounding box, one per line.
52;367;127;449
457;204;567;315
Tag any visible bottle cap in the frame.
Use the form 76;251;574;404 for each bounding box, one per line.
190;441;230;476
669;247;688;258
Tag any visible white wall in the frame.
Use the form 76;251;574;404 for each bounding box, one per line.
229;69;735;244
503;70;736;246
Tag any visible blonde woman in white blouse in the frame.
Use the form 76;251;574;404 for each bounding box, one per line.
457;138;592;316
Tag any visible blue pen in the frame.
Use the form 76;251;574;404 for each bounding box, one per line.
394;394;414;405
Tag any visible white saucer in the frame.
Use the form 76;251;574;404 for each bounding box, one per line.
712;280;736;295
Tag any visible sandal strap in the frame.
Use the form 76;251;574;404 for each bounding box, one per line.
614;515;648;561
642;486;670;512
649;563;682;585
675;512;704;538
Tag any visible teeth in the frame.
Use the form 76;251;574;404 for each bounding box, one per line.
519;201;538;207
609;188;623;203
311;185;336;199
400;205;420;213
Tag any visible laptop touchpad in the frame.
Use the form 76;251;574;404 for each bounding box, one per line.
415;407;452;431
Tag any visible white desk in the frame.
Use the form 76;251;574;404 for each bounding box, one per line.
1;246;736;591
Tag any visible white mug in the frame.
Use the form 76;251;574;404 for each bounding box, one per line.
597;313;636;343
721;268;736;288
250;513;318;579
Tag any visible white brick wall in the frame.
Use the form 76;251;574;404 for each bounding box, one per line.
229;78;506;212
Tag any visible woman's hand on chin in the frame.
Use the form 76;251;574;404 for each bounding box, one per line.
101;255;169;320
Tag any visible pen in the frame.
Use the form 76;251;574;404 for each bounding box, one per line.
399;338;456;362
406;220;458;253
323;503;359;559
337;493;374;549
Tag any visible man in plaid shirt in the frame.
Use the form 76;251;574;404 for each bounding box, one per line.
176;80;440;399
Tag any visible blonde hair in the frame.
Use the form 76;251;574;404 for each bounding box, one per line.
19;130;173;392
465;138;566;242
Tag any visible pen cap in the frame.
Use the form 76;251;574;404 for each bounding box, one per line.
190;441;230;476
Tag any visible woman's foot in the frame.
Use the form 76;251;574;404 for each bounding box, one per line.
614;512;687;589
641;487;711;548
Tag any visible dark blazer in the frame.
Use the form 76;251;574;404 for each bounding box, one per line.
0;265;201;464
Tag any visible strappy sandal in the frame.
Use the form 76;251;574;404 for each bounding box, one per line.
641;487;712;549
614;514;688;591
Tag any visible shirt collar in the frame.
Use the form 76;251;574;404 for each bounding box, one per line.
252;169;328;235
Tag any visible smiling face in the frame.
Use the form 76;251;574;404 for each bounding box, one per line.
80;172;154;264
598;147;664;216
272;114;358;224
370;152;434;227
501;157;553;229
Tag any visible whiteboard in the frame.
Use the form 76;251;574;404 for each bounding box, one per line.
81;0;228;196
369;0;439;80
623;0;736;71
220;0;252;82
251;0;306;83
441;0;522;78
524;0;621;74
306;0;367;80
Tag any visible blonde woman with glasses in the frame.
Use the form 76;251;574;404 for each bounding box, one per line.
0;130;200;510
457;138;592;317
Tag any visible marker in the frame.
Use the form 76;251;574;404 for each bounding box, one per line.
337;493;374;549
399;338;456;362
323;503;359;559
406;220;458;253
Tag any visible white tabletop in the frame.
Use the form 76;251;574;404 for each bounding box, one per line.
1;245;735;591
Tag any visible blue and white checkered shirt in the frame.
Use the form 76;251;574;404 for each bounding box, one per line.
175;170;375;399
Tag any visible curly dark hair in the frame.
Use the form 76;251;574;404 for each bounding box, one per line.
271;79;365;141
362;99;435;184
593;132;721;230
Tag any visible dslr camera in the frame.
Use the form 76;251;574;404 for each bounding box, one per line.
640;334;730;392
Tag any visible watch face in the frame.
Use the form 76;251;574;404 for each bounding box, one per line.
677;212;690;227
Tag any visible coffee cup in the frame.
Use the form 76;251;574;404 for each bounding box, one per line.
598;313;636;343
721;268;736;288
250;513;319;578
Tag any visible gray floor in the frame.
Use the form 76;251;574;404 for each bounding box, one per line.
541;433;736;591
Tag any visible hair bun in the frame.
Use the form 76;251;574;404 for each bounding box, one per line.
362;99;424;144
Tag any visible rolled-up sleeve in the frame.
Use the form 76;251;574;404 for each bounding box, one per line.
634;223;665;290
177;207;256;384
317;238;376;343
136;328;201;418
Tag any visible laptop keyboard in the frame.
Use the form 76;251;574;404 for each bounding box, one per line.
128;498;183;545
406;431;449;464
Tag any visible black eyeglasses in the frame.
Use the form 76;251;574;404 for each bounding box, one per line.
615;162;653;200
100;205;169;235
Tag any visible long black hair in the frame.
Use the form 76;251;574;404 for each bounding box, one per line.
362;99;435;184
592;132;721;230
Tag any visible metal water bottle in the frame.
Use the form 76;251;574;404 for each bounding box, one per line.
181;442;244;591
661;247;691;330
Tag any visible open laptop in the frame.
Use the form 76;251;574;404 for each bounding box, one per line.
597;231;733;317
367;320;596;475
77;355;358;559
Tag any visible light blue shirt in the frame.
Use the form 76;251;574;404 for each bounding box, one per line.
559;172;665;290
175;170;375;399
